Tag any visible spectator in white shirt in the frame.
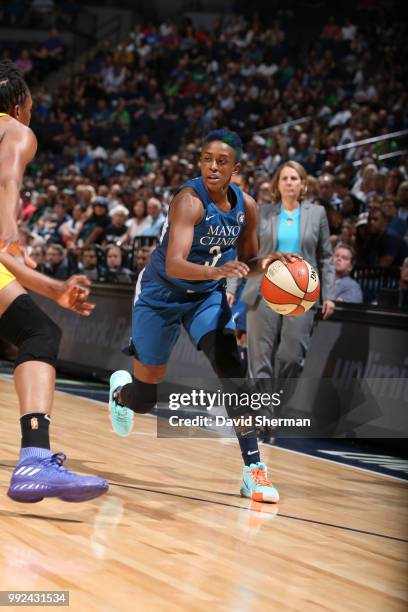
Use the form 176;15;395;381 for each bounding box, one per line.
142;198;165;238
126;199;151;240
341;18;357;41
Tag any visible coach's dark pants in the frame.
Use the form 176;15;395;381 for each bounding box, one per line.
246;296;316;380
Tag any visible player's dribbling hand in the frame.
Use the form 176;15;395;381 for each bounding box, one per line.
259;252;301;272
209;260;249;280
56;275;96;316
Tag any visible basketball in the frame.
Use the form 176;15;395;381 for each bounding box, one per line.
261;258;320;316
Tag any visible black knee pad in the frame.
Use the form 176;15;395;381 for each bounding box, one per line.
199;330;245;379
120;378;157;414
0;294;62;369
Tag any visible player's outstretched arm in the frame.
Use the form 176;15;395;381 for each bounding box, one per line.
55;275;95;316
0;253;95;316
165;190;249;281
0;123;37;268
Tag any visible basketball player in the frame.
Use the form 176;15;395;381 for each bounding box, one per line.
0;60;108;502
108;129;299;503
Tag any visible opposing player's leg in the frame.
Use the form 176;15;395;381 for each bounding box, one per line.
187;288;279;503
0;273;108;503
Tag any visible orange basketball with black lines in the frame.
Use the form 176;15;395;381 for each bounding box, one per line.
261;259;320;316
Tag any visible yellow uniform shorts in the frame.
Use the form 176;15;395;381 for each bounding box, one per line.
0;262;16;291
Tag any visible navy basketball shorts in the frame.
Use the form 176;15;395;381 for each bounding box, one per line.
131;271;235;366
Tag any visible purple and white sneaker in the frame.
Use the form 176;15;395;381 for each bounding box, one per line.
7;452;109;503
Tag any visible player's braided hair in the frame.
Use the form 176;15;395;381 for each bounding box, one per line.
0;60;30;114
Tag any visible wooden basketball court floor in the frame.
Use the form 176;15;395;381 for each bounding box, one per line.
0;377;407;612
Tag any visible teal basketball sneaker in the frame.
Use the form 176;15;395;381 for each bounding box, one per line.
240;462;280;503
108;370;133;436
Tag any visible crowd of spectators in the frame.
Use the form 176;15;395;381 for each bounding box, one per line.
6;4;408;310
0;27;66;84
0;0;77;29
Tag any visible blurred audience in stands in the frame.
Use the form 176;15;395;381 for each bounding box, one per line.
1;4;406;304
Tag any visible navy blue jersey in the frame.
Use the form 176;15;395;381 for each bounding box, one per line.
144;176;246;293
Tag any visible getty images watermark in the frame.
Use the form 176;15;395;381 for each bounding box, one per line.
157;377;408;438
165;388;311;429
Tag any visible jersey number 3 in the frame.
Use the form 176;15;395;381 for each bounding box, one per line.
205;245;222;267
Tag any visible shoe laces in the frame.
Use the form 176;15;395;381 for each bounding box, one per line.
41;452;72;472
251;467;272;487
113;405;131;421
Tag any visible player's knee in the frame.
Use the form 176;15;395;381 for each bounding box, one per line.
119;379;157;414
134;359;166;385
16;316;62;369
199;330;244;379
1;294;61;369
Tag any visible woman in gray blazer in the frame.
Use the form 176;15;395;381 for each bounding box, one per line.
243;161;335;379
